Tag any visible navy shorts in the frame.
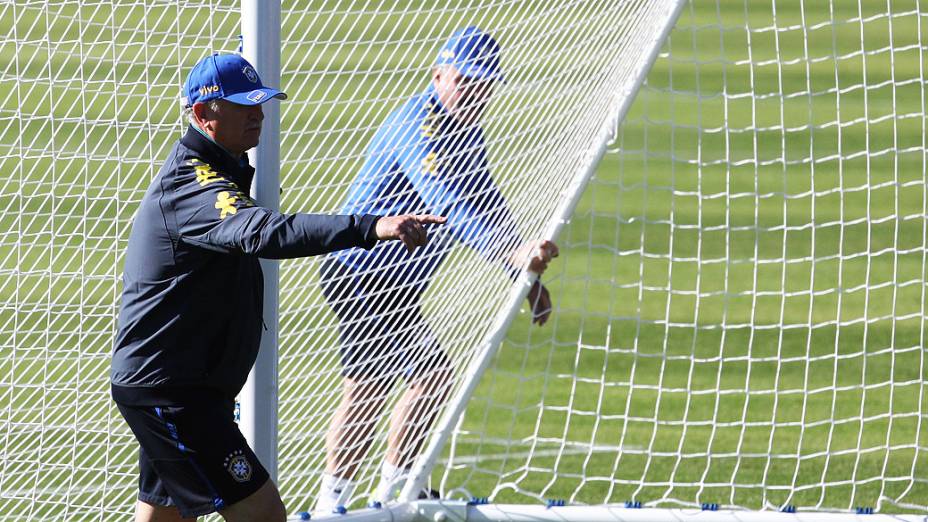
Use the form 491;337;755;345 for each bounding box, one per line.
116;397;269;518
320;258;450;380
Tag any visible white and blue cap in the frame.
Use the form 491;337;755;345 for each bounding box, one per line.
183;53;287;107
434;26;505;83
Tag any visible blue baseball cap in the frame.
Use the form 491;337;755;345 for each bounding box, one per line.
183;53;287;107
434;27;505;83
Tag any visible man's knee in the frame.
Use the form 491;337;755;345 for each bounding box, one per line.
219;479;286;522
409;355;454;396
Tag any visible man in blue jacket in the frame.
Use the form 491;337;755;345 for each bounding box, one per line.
111;53;444;522
315;27;558;511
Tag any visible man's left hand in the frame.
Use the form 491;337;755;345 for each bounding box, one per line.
527;281;552;325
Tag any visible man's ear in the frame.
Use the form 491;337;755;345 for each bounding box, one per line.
192;102;211;129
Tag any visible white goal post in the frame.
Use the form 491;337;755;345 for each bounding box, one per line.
0;1;924;521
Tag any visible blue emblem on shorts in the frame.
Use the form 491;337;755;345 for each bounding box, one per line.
245;90;267;103
224;450;252;483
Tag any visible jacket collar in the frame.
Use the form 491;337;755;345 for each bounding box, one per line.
180;125;256;191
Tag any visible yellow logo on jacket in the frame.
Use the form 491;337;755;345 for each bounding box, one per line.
215;191;239;219
421;102;439;138
195;164;222;186
422;152;439;176
420;121;436;138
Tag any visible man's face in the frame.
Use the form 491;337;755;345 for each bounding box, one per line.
432;66;495;126
193;100;264;155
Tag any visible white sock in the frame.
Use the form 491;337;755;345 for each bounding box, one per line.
374;460;410;503
316;473;356;513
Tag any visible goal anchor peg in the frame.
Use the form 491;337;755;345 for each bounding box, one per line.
624;500;642;509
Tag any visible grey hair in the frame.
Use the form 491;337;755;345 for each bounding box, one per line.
183;99;222;126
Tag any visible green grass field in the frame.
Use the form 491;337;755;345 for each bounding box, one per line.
1;1;926;520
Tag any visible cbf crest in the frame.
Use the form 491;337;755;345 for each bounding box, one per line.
242;65;258;83
224;449;253;482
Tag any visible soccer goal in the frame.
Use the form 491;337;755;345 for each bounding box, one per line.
0;1;925;521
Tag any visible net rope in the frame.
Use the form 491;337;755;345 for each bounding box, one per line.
0;2;241;519
0;1;924;519
439;0;927;513
276;0;680;512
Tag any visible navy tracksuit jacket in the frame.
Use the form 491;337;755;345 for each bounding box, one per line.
111;126;379;405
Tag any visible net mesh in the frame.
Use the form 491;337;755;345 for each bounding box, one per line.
440;0;928;513
0;2;240;519
274;0;680;513
0;1;924;520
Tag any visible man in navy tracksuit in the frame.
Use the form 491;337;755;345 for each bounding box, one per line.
111;53;443;522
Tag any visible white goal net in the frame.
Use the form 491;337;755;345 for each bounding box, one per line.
273;0;683;515
0;0;924;520
437;0;928;514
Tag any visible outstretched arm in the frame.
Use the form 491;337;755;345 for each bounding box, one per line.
392;129;558;324
174;159;446;258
